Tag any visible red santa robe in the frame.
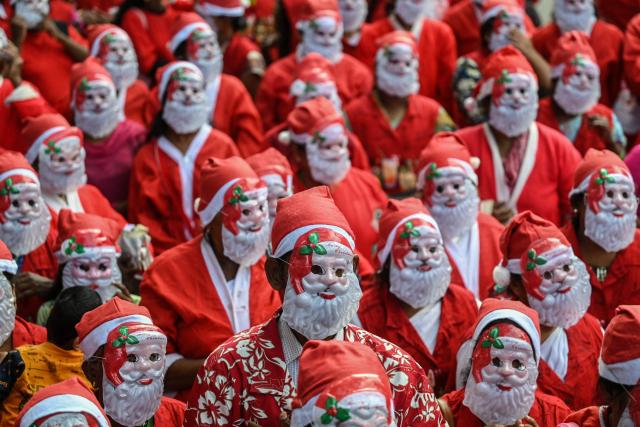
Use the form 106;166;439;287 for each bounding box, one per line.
45;185;127;228
562;223;640;325
183;313;448;426
128;125;239;253
562;406;607;426
536;98;618;156
359;282;478;395
255;53;373;132
121;80;150;128
623;14;640;99
153;396;186;425
447;212;504;300
532;21;624;106
223;34;262;79
11;316;47;347
456;122;581;226
441;388;572;426
537;314;603;410
356;17;457;110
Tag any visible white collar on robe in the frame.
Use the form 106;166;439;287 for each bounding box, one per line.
205;75;222;123
540;326;569;382
445;222;480;299
116;86;128;122
43;190;84;214
483;122;539;211
409;300;442;354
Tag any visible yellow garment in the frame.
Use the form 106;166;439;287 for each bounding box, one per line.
0;342;88;426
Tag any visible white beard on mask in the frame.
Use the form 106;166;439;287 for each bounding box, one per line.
554;78;600;115
61;258;121;303
102;369;163;427
389;256;451;309
0;275;16;346
281;274;362;340
306;142;351;185
298;19;344;63
0;207;51;256
617;406;635;427
554;2;596;34
430;184;480;241
376;62;419;98
221;223;270;267
395;0;424;26
14;1;49;29
39;161;87;196
341;6;367;33
162;100;209;135
40;413;90;427
489;94;539;138
423;0;448;20
195;54;223;86
74;106;121;139
527;258;591;328
105;61;139;92
584;205;637;253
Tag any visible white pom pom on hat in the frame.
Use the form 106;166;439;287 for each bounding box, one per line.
493;263;512;288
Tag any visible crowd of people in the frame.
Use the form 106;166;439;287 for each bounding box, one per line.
0;0;639;422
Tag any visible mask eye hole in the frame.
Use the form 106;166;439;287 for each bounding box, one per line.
436;185;444;193
150;353;161;362
607;190;614;198
512;359;525;371
11;200;19;208
492;357;501;367
127;354;138;363
563;264;571;272
543;271;553;280
335;268;345;278
623;192;629;199
311;265;324;275
429;246;437;254
80;264;90;272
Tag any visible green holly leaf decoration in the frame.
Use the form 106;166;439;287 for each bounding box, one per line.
321;396;350;425
64;236;86;256
400;221;421;239
309;232;319;244
79;77;90;92
44;140;61;155
493;283;507;294
304;82;317;94
312;131;326;145
191;29;209;41
229;186;249;204
571;53;585;68
595;168;615;185
299;232;328;256
497;69;513;85
112;326;139;348
426;162;441;180
481;327;504;349
0;178;19;197
489;328;499;338
526;248;547;271
493;338;504;349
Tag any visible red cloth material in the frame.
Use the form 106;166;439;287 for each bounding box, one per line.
536;98;616;155
223;34;261;78
562;222;640;325
183;313;448;426
537;314;603;410
49;0;77;25
441;388;572;426
448;212;504;300
357;18;457;111
573;148;628;189
532;21;624;106
123;80;151;127
358;282;478;395
76;297;150;344
47;185;127;228
623;14;640;99
256;53;372;132
562;406;604;427
154;396;186;425
84;119;147;206
597;0;640;31
127;130;239;253
11;316;47;348
456;123;581;226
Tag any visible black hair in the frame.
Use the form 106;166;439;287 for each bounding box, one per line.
274;0;293;58
173;40;188;61
598;376;633;403
113;0;147;26
46;287;102;346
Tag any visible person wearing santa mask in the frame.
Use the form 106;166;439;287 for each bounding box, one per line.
165;12;266;157
140;156;280;400
128;61;239;253
14;377;110;427
531;0;623;106
617;14;640;140
290;340;397;426
86;24;149;127
256;0;372;134
279;96;387;265
416;133;503;300
439;298;571;426
562;305;640;427
338;0;368;60
561;149;640;326
246;147;293;224
456;46;581;226
537;31;627;157
358;198;477;395
346;31;455;197
184;186;447;426
77;298;185;426
490;211;602;409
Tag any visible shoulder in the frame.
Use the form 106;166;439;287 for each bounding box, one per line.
345;325;423;373
204;319;274;366
345;95;372;115
338;54;371;73
206;127;237;149
441;388;465;407
77;184;108;199
443;1;472;23
422;18;455;37
454;124;486;143
567;314;603;346
532;23;560;41
220;73;245;92
588;103;614;117
344;168;384;190
534;390;571;414
358;281;388;319
262;54;296;80
145;238;202;277
536;122;579;152
410;94;443;113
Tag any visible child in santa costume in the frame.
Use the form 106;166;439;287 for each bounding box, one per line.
562;149;640;326
346;31;455;197
490;211;603;409
246;147;293;223
537;31;627;157
562;305;640;427
128;61;239;253
76;298;185;425
358;197;478;395
439;298;571;426
165;12;266;158
140;156;280;400
456;46;581;226
290;340;396;426
184;186;447;426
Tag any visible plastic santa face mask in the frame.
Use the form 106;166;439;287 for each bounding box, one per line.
14;0;49;29
489;72;539;137
394;0;426;27
376;44;419;98
488;11;525;52
261;174;292;220
554;55;600;115
186;27;223;83
313;392;391;426
339;0;367;33
162;68;208;134
2;183;46;224
0;274;16;347
39;413;90;427
62;254;121;302
422;0;448;20
554;0;595;33
301;16;344;62
306;123;351;185
293;80;342;111
40;137;84;175
98;31;139;91
75;80;117;113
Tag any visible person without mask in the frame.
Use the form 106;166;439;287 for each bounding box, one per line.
439;299;571;426
183;186;447;426
140;156;281;400
562;149;640;326
246;147;294;224
77;298;185;426
538;31;627;157
358;198;478;395
490;211;602;409
456;46;581;226
128;61;239;253
278;96;388;266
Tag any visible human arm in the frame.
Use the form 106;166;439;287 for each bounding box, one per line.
42;18;88;62
508;29;551;95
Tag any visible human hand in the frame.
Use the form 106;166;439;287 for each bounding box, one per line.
41;17;63;39
12;272;54;299
492;201;515;224
10;15;28;47
508;30;534;55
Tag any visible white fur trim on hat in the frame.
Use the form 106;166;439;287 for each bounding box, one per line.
262;173;293;194
569;171;634;198
19;394;110;427
26;126;66;164
377;213;440;266
0;258;18;274
169;22;209;53
79;314;152;360
273;224;355;258
4;82;39;104
194;1;244;17
197;178;239;226
56;244;119;264
158;61;202;102
599;357;640;386
90;27;129;57
0;169;39;186
492;264;512;288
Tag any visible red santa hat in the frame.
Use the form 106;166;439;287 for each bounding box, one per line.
271;186;355;258
246;148;293;194
599;305;640;385
376;198;440;268
291;340;393;426
155;61;203;103
87;24;131;58
279;96;345;145
70;58;116;109
376;30;418;57
290;0;341;28
168;12;212;53
549;31;598;81
0;239;17;274
290;53;336;98
16;377;110;427
196;156;267;227
55;209;122;264
194;0;245;17
76;297;153;360
20;114;83;164
479;0;524;25
0;150;40;197
570;148;632;198
493;211;571;293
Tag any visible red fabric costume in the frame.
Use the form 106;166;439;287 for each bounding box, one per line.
623;14;640;99
11;316;47;347
122;80;150;127
154;396;186;425
562;406;605;427
359;282;478;395
47;185;127;228
596;0;639;31
223;34;261;79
